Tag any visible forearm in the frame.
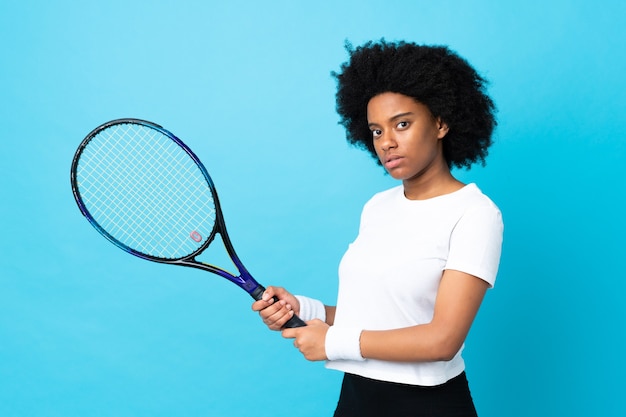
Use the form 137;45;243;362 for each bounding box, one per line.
357;271;488;362
324;305;336;326
359;323;464;362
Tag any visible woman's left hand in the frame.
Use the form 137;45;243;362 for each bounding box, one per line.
281;319;329;361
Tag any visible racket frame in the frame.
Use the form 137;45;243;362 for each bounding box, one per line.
71;119;282;305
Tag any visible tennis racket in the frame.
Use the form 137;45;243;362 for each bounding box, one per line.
70;118;306;328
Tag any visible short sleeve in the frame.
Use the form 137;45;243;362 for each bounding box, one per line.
444;203;504;287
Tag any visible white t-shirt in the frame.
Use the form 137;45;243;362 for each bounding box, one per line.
325;183;503;386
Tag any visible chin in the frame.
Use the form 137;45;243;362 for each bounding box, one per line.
384;168;407;180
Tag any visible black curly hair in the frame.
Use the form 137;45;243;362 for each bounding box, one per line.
332;40;497;170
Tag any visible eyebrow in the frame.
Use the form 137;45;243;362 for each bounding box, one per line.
368;112;414;127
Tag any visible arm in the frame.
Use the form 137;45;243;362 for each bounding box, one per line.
325;305;336;326
361;269;488;362
283;269;488;362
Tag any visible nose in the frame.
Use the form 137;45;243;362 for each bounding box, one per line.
379;131;397;151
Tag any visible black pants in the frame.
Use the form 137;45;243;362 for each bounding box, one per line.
333;372;478;417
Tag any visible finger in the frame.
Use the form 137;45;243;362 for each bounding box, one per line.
281;327;298;339
251;297;274;312
265;307;294;331
259;300;291;329
261;288;274;302
254;299;280;317
261;286;283;302
260;302;285;323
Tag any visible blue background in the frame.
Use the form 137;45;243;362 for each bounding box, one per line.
1;1;624;416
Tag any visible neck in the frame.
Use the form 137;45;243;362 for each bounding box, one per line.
402;166;464;200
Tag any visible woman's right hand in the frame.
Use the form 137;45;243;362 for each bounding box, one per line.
251;286;300;331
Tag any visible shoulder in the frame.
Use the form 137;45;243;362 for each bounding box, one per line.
441;184;504;235
363;185;404;208
457;183;501;216
453;184;504;239
372;184;404;200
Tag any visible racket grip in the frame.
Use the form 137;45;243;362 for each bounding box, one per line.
251;285;307;328
282;312;307;328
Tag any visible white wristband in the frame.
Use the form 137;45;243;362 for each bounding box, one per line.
295;295;326;322
325;326;365;361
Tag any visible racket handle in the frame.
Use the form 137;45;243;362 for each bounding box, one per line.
282;311;307;328
251;285;307;328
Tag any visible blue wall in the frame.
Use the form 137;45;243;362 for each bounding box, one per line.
1;1;624;416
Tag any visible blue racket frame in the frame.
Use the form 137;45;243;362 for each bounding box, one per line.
71;118;306;327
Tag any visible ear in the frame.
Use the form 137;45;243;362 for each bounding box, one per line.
436;118;449;139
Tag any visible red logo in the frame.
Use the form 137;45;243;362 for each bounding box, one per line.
190;231;202;242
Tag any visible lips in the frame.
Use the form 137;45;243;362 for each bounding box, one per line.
384;155;403;169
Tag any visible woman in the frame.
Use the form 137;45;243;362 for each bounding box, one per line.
252;40;503;417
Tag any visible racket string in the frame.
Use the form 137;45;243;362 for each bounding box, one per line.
76;123;217;259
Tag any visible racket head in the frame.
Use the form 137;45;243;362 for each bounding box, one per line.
71;118;220;263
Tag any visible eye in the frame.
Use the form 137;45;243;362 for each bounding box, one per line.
397;121;409;129
371;129;382;139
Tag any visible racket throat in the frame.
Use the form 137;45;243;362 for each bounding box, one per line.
177;259;261;294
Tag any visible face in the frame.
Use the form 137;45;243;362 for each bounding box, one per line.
367;92;449;184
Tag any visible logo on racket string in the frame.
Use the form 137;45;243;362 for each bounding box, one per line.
190;230;202;242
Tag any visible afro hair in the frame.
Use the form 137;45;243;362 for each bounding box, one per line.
332;40;497;170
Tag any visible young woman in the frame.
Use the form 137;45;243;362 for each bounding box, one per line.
252;40;503;417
